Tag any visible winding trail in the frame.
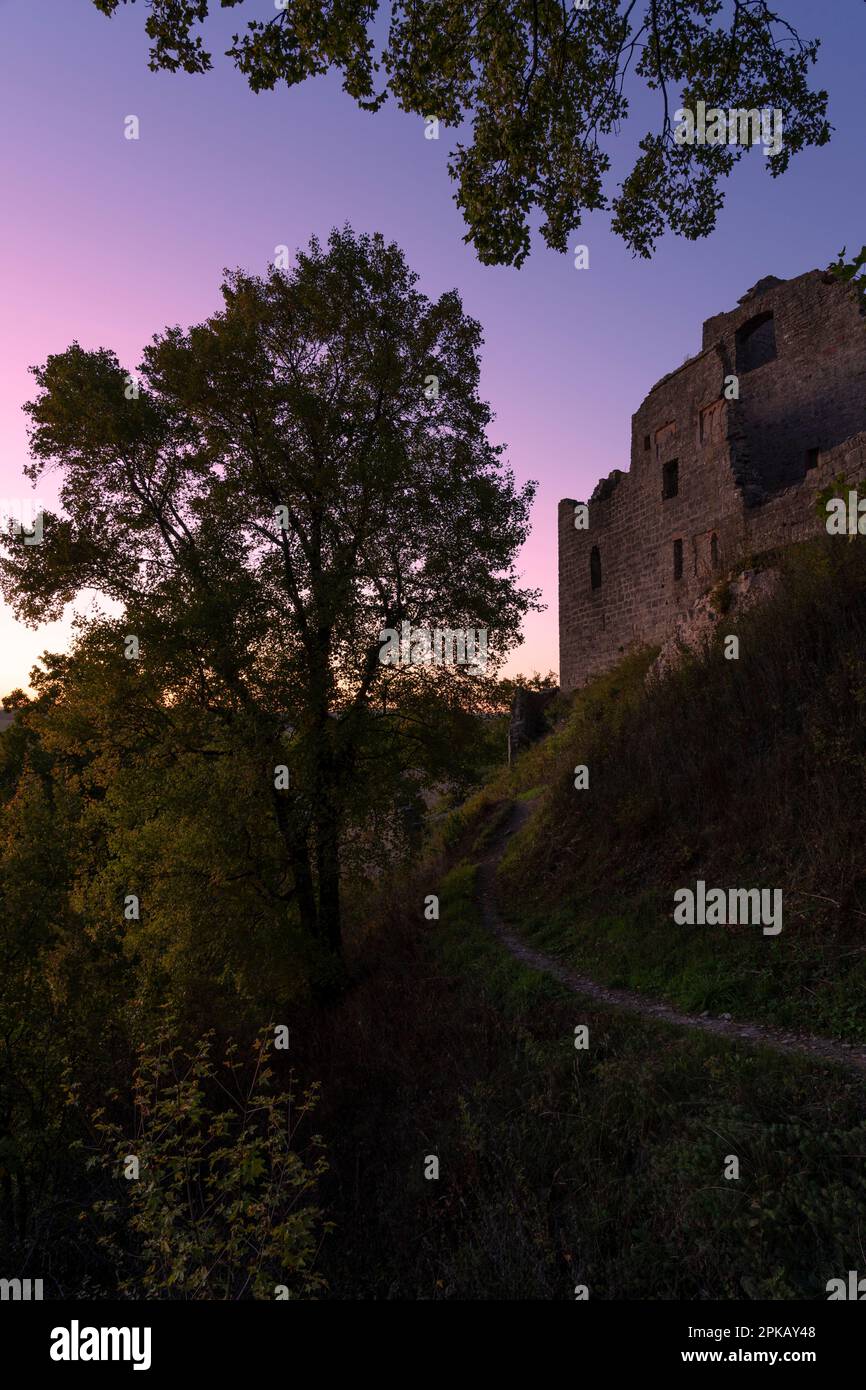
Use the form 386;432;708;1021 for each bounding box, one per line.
477;801;866;1075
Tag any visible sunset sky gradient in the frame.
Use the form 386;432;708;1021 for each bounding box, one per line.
1;0;865;695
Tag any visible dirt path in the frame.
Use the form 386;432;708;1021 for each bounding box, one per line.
477;801;866;1074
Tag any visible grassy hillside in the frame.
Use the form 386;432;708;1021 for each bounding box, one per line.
303;546;866;1298
485;536;866;1041
306;843;866;1299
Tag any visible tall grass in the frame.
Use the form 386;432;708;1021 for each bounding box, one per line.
497;536;866;1035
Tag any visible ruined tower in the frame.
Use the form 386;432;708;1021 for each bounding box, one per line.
558;270;866;692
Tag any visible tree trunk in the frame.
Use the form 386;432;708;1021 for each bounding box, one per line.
272;785;320;939
314;799;342;955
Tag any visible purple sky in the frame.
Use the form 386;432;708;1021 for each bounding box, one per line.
1;0;865;696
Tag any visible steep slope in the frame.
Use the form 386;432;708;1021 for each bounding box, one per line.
484;535;866;1041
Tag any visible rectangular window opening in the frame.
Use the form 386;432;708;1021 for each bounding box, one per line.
590;545;602;590
662;458;679;499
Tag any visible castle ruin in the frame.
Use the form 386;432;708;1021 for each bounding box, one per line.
558;269;866;692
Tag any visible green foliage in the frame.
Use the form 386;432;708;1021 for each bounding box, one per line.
495;536;866;1040
91;1029;329;1299
828;244;866;311
0;682;330;1294
0;722;129;1290
305;843;866;1298
498;646;654;798
92;2;831;265
1;227;538;954
0;219;541;1287
492;669;559;711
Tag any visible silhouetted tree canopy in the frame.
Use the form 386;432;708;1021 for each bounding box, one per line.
93;0;831;264
0;228;537;955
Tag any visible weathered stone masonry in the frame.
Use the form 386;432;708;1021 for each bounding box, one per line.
558;270;866;692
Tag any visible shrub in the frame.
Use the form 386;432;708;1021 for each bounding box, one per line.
90;1028;329;1299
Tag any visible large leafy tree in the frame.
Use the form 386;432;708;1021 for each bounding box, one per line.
93;0;831;265
0;228;537;956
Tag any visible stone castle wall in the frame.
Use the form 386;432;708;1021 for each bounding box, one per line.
559;271;866;692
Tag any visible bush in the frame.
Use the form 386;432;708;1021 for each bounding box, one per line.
90;1028;329;1299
